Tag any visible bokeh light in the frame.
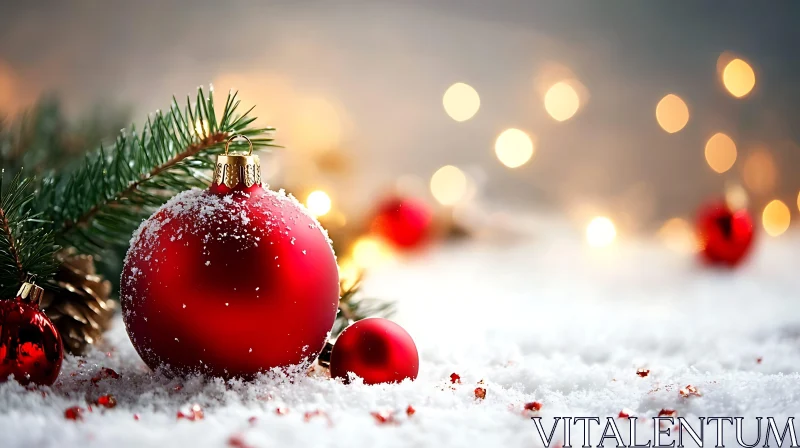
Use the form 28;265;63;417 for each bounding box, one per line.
352;236;394;268
722;58;756;98
544;81;580;122
658;218;699;253
305;190;332;217
704;133;737;174
430;165;468;206
337;258;361;291
655;94;689;133
762;199;790;237
194;119;210;138
725;183;749;211
742;149;777;194
797;191;800;213
495;128;534;168
442;82;480;122
293;96;343;151
586;216;616;247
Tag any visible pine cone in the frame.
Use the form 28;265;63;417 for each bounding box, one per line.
40;250;116;355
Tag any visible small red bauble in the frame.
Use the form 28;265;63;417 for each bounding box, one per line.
0;282;63;386
330;318;419;384
696;200;754;267
370;197;432;249
121;143;339;378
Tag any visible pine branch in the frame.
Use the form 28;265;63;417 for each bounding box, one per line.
0;198;24;284
35;86;275;253
0;170;58;298
332;274;395;338
0;97;128;177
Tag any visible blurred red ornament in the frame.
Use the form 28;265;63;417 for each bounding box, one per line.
371;197;432;249
696;201;754;267
121;137;339;379
0;282;63;386
330;318;419;385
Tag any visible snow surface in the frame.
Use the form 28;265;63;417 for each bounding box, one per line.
1;224;799;447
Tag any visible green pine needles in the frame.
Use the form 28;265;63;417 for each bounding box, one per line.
0;171;58;297
0;86;274;294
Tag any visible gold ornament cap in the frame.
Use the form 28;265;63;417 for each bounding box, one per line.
17;281;44;307
212;135;262;189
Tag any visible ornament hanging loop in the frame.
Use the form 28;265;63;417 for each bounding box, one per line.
17;280;44;307
214;135;261;189
224;134;253;156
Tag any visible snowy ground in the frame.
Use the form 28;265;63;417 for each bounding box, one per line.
1;223;799;447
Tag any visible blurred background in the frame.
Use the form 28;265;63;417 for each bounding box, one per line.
2;0;800;247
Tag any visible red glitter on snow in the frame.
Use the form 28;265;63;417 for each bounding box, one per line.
248;416;257;425
275;407;289;415
756;357;763;364
618;409;635;419
64;406;84;421
173;384;184;392
658;409;677;417
679;385;701;398
96;395;117;408
227;435;253;448
406;405;416;416
133;414;141;421
450;373;461;384
474;387;487;400
177;404;204;421
636;368;650;377
371;410;398;425
90;367;120;386
524;401;543;412
303;410;332;426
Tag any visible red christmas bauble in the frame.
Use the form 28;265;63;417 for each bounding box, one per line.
696;200;755;267
121;152;339;379
370;197;432;249
0;283;63;386
330;318;419;384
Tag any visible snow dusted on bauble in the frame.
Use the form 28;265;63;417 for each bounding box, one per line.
120;135;339;379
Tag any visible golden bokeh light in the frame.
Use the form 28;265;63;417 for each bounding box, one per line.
658;218;700;254
797;191;800;213
586;216;617;248
704;133;737;174
725;183;749;211
352;236;393;268
544;81;580;122
305;190;332;217
495;128;534;168
742;149;777;195
337;258;361;291
655;94;689;133
430;165;468;206
194;119;209;138
442;82;480;122
722;58;756;98
294;96;343;151
762;199;790;237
